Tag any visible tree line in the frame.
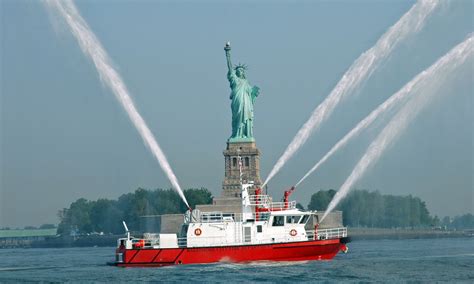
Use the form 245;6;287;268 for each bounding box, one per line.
308;189;436;228
57;187;472;235
440;214;474;230
57;188;212;235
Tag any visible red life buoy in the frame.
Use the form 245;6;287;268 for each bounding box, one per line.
341;244;348;253
194;228;202;236
290;229;297;236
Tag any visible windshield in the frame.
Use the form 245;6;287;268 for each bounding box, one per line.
299;215;310;224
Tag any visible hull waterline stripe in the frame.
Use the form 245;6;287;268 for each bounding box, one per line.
118;262;175;267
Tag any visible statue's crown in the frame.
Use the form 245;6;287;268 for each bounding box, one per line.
234;63;247;71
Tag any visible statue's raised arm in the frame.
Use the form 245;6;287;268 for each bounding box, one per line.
224;42;233;74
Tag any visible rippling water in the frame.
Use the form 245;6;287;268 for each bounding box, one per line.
0;238;472;282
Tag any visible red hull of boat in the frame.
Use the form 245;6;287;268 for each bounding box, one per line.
114;239;346;267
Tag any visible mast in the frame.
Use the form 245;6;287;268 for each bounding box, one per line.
239;155;253;221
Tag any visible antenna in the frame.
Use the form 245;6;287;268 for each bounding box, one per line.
238;155;243;185
122;221;130;240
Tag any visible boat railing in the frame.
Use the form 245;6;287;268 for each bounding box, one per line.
306;227;347;240
249;195;297;210
130;233;160;248
193;211;271;223
176;235;245;247
269;200;297;210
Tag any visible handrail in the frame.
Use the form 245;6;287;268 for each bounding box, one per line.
306;227;347;240
196;212;271;223
249;195;297;210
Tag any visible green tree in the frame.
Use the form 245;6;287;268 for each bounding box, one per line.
90;199;123;234
307;189;336;211
441;216;451;228
450;214;474;229
183;188;213;211
57;198;93;234
431;215;441;227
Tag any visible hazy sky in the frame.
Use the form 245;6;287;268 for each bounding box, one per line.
1;0;472;227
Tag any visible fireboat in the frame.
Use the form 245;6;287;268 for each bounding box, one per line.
110;180;350;267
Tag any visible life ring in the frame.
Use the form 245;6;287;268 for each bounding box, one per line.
290;229;297;236
194;228;202;236
340;244;348;253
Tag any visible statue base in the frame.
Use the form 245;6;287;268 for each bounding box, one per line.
227;137;255;143
222;140;262;198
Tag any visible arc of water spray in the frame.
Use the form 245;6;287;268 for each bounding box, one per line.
295;91;407;187
295;33;473;188
321;35;473;222
44;0;190;209
263;0;439;188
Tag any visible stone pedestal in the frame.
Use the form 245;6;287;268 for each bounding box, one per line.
195;140;262;214
222;141;262;198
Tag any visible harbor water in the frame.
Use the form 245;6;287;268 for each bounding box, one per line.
0;237;472;282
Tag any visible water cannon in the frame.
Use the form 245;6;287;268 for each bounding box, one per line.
283;186;296;209
283;186;295;199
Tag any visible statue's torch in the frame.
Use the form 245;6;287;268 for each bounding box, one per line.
224;41;231;51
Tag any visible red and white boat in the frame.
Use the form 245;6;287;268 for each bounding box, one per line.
110;182;350;267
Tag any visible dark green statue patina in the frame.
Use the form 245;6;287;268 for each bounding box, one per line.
225;42;260;142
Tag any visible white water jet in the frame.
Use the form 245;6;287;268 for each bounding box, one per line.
44;0;190;208
263;0;439;188
296;33;473;188
321;35;473;222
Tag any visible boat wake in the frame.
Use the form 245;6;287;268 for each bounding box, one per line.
0;266;61;272
215;260;311;269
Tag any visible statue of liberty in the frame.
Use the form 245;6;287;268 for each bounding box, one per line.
224;42;260;142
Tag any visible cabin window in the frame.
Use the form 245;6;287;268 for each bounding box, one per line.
232;158;237;167
272;216;284;226
245;157;250;167
257;225;262;233
260;212;270;221
299;215;310;224
223;213;234;221
179;224;189;238
286;215;301;224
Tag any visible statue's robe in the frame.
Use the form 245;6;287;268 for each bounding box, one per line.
228;70;258;138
